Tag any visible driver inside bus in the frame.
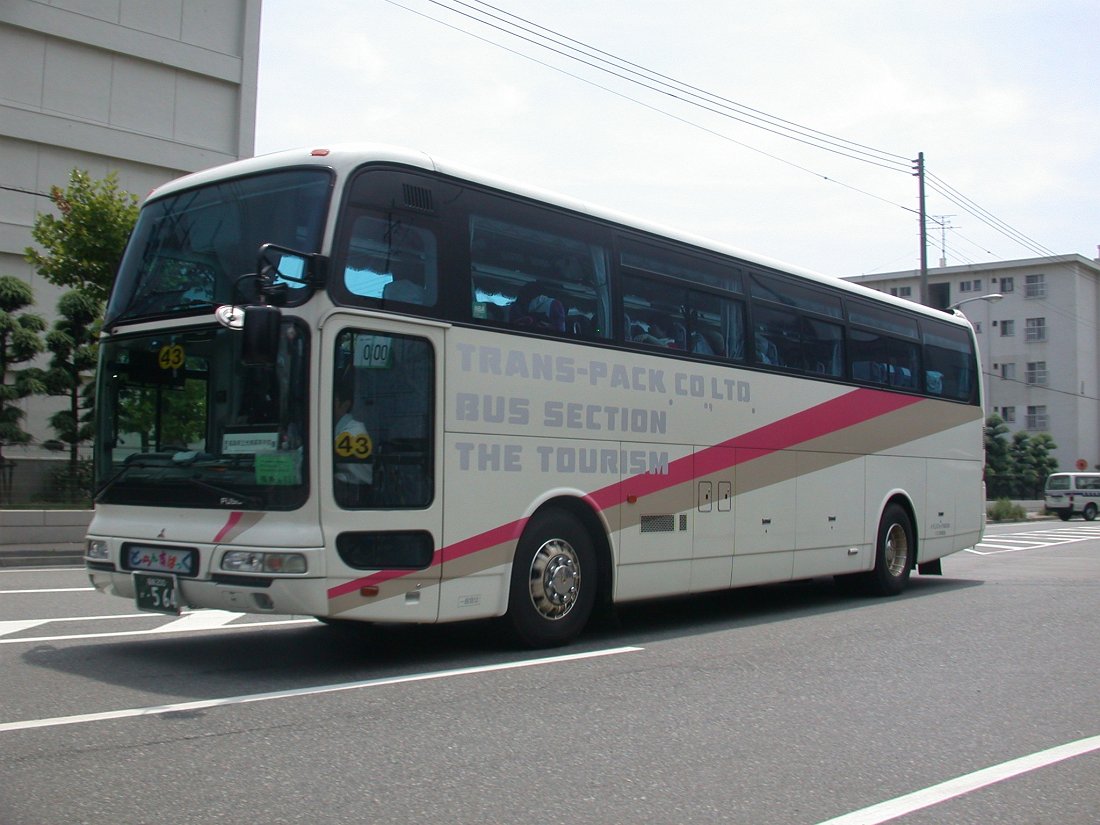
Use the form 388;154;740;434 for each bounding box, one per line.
333;375;374;504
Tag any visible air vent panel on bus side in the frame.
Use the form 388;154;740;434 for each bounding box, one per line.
640;514;676;533
402;184;434;213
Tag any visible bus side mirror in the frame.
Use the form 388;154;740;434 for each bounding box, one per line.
241;305;282;366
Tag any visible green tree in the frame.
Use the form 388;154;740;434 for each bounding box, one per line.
25;169;138;304
983;414;1012;499
0;276;47;467
1025;433;1058;498
24;169;138;486
1008;431;1035;499
43;290;101;467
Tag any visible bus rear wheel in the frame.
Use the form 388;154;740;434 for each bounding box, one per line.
862;503;914;596
506;508;596;648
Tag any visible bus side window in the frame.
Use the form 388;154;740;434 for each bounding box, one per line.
469;214;610;339
755;331;780;366
343;215;439;307
509;282;566;333
803;317;844;377
753;305;799;368
922;320;975;402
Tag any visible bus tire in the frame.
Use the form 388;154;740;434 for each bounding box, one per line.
1057;510;1072;521
1083;503;1098;521
506;508;596;648
864;503;914;596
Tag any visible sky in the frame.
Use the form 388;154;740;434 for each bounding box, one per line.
255;0;1099;280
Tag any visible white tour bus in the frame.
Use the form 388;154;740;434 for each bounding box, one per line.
86;145;985;646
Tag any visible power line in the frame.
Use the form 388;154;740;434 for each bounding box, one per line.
925;172;1057;258
384;0;917;210
387;0;1057;264
984;371;1099;403
0;184;51;199
452;0;913;172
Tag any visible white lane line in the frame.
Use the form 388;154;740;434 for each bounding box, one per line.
0;616;316;645
814;733;1100;825
0;646;644;733
0;587;96;594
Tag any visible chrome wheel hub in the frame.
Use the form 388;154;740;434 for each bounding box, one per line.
528;538;581;620
884;523;908;577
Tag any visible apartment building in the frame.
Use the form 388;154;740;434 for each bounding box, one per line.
0;0;261;478
848;254;1100;474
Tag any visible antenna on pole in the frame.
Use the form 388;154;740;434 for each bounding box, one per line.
913;152;928;305
931;214;957;267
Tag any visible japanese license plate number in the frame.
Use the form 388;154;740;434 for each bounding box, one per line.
134;572;180;615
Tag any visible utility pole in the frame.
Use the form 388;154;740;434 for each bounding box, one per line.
913;152;928;305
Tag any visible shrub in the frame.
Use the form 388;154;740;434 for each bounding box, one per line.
987;497;1026;522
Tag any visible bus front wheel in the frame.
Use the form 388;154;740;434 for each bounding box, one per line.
1083;503;1098;521
864;503;914;596
506;508;596;647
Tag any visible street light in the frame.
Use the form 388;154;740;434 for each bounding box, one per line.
948;293;1003;314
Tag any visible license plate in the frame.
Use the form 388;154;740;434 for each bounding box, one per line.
134;572;180;615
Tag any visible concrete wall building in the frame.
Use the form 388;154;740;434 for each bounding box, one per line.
848;254;1100;474
0;0;261;487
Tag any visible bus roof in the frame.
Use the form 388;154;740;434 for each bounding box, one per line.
147;143;972;330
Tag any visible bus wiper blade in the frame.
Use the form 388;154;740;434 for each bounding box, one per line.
113;292;216;324
94;459;157;499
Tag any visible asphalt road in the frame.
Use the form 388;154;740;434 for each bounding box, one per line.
2;521;1098;825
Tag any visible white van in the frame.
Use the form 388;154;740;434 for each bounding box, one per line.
1044;472;1100;521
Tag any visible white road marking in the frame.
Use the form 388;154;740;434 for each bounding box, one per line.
150;609;244;633
814;733;1100;825
0;646;644;733
967;525;1100;555
0;617;316;645
0;619;51;637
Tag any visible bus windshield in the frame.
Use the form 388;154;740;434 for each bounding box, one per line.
93;321;309;510
106;169;332;323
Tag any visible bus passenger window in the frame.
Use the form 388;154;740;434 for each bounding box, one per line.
509;282;566;333
849;327;919;389
923;320;976;402
755;332;780;366
803;318;844;377
469;214;610;339
686;292;744;361
753;305;799;368
343;216;438;307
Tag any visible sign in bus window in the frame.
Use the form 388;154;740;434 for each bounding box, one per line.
353;335;395;369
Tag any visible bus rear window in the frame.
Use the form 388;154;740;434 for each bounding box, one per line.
1046;475;1070;491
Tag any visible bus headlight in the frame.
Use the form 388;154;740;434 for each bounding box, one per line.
86;540;109;561
221;551;307;574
